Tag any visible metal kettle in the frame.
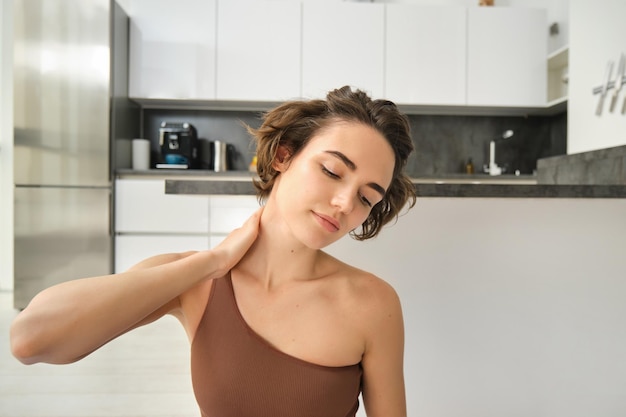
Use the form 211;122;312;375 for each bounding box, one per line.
212;140;235;172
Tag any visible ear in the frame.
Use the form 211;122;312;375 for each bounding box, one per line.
272;145;291;172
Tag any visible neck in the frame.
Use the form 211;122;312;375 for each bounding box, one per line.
234;201;326;291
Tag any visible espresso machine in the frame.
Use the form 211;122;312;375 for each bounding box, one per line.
157;122;198;169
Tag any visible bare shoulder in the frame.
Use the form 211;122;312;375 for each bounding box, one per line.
338;268;406;416
341;262;401;312
327;258;403;336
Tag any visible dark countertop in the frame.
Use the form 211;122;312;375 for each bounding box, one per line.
116;169;626;198
163;179;626;198
537;144;626;185
410;183;626;198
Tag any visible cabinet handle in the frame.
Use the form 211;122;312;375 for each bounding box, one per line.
595;61;614;116
609;54;625;112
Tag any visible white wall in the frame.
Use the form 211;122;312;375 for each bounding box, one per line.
568;0;626;154
116;0;131;14
328;197;626;417
0;0;14;292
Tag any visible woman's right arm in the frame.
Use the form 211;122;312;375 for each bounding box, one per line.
10;207;263;365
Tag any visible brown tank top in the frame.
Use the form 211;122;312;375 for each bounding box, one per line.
191;274;362;417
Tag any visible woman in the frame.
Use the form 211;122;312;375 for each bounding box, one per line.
10;86;417;417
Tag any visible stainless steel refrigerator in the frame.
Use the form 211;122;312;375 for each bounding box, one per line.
13;0;138;309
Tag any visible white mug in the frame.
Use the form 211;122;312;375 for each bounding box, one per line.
132;139;150;170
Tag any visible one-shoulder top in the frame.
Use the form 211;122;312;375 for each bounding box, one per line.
190;274;363;417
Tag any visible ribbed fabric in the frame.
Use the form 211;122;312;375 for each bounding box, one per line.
191;274;362;417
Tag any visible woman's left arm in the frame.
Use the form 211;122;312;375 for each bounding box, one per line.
360;281;407;417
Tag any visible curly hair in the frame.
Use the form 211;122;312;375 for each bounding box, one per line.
247;86;416;240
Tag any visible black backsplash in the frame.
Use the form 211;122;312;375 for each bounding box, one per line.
407;112;567;176
142;108;567;175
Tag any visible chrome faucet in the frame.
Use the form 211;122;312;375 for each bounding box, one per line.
486;130;514;176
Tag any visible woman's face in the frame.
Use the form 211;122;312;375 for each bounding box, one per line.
271;121;395;249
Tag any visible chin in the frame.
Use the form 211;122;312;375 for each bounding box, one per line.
301;231;347;251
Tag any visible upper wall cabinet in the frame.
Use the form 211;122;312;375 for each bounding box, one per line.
386;5;467;106
128;2;550;114
216;1;301;101
467;7;547;107
302;2;385;99
128;0;217;100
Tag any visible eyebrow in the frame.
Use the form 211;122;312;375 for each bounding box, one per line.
324;150;387;197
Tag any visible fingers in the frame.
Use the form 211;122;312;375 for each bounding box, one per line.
247;206;264;227
210;206;264;274
239;205;264;241
237;206;264;236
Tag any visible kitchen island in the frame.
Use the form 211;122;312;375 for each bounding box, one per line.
115;169;626;417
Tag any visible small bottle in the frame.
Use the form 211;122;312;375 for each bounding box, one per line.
465;158;474;174
249;155;258;172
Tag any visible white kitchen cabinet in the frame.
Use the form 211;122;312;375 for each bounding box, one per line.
208;195;259;248
385;5;467;106
114;178;210;273
114;179;259;271
128;0;217;100
115;234;210;273
467;7;547;107
302;2;385;99
216;0;301;101
115;179;209;233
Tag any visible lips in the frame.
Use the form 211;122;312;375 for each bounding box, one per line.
313;212;340;232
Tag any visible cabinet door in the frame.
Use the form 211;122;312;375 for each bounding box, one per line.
115;235;209;273
115;179;209;233
216;0;301;101
385;5;466;106
209;195;259;248
467;7;547;107
302;2;385;99
128;0;216;99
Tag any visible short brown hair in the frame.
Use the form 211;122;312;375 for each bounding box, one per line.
248;86;416;240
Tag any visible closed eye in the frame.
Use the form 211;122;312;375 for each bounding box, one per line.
324;166;373;208
322;166;340;179
323;150;387;199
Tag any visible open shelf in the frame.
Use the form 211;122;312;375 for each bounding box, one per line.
548;45;569;106
548;45;569;69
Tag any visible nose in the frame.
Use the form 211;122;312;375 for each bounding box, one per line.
330;187;355;214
